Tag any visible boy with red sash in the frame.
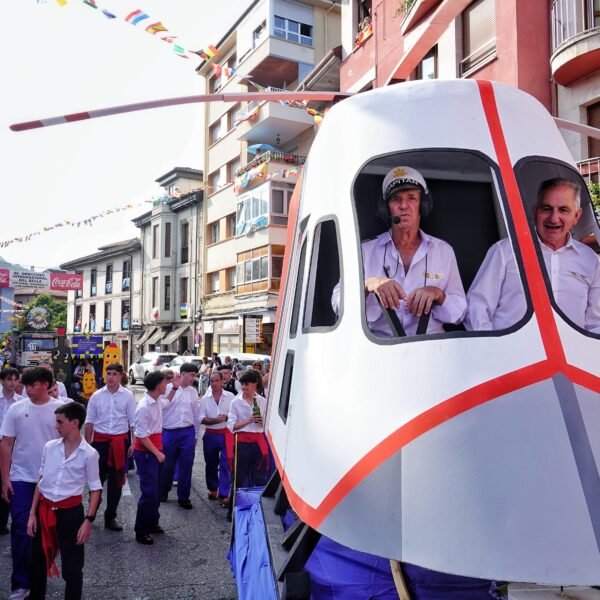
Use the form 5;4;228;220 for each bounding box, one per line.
84;363;136;532
27;402;102;600
133;371;167;545
199;371;234;507
0;367;63;600
227;369;269;489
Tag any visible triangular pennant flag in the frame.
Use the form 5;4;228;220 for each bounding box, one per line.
146;22;168;35
82;0;98;8
102;8;116;18
55;0;68;6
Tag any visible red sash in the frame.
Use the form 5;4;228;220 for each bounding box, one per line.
236;431;270;472
133;432;163;452
205;427;235;470
38;494;82;577
93;432;129;486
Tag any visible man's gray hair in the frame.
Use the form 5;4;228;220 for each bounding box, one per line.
537;178;581;210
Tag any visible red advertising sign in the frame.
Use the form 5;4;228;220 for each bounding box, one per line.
49;272;83;291
0;269;9;288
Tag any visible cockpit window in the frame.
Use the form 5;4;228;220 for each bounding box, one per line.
345;149;531;342
515;157;600;337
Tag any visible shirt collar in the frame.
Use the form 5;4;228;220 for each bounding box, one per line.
537;232;579;254
378;229;435;249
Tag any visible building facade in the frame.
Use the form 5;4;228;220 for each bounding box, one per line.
60;238;142;369
197;0;341;355
132;167;204;357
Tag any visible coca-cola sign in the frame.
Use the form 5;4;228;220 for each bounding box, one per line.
50;272;83;291
0;269;9;288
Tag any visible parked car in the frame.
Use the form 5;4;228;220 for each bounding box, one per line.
129;352;177;384
160;355;203;375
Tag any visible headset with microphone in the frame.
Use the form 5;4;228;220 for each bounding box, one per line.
375;166;434;226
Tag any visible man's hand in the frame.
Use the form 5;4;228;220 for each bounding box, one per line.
217;414;227;423
76;519;92;545
365;277;407;309
405;286;446;317
27;513;37;538
2;480;13;503
172;374;182;388
127;445;134;458
155;451;166;464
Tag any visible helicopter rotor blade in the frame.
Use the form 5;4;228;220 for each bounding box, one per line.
9;91;350;132
554;117;600;141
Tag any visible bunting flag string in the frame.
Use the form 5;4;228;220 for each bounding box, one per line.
43;0;220;63
0;296;26;309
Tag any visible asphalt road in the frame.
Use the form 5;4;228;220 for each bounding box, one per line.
0;384;239;600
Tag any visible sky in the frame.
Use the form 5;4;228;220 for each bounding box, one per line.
0;0;251;271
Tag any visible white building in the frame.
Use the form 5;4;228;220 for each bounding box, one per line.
60;238;142;369
131;167;204;356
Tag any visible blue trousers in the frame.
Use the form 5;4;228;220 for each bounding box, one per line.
159;426;195;501
203;431;231;498
134;450;161;535
236;442;268;489
9;480;36;591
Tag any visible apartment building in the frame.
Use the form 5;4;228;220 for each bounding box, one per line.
197;0;341;355
60;238;142;369
132;167;204;356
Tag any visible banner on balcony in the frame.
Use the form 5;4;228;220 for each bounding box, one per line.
233;106;260;127
234;162;267;193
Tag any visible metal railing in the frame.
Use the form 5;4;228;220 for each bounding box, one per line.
235;151;307;178
552;0;599;51
578;156;600;182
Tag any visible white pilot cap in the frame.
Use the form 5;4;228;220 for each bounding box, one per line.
382;166;428;201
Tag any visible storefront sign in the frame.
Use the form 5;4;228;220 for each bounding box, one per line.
0;269;9;288
245;316;262;344
12;271;50;289
71;335;104;357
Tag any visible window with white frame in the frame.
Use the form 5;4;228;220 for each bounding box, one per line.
271;186;293;225
210;271;220;293
228;266;237;290
237;255;269;284
209;169;224;194
236;187;269;236
209;120;222;145
210;222;220;244
274;16;313;45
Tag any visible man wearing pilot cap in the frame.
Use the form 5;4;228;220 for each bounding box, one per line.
332;166;466;337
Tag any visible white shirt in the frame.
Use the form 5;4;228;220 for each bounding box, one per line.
134;393;163;439
38;437;102;502
0;391;22;434
227;393;267;434
57;382;68;398
199;389;235;431
466;236;600;332
332;230;467;337
85;385;136;435
162;385;200;435
0;398;64;482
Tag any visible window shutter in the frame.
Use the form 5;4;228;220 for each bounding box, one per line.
462;0;496;73
274;0;314;25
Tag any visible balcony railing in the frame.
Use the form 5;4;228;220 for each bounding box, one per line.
235;151;307;178
552;0;599;51
578;156;600;182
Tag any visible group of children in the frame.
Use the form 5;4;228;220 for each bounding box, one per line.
0;357;271;599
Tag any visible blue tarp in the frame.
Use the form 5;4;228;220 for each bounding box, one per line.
229;487;499;599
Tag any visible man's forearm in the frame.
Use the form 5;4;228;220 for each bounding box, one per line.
84;423;94;443
87;490;101;517
0;439;13;482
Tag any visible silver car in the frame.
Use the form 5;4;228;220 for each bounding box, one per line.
129;352;177;384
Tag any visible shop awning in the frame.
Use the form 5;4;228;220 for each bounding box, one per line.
162;324;191;346
146;327;167;347
134;326;157;346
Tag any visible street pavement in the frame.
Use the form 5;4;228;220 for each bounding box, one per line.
0;384;239;599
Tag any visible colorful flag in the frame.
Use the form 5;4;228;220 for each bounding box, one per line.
146;22;168;35
82;0;97;7
191;44;218;60
211;63;222;78
161;35;177;44
102;8;116;18
173;44;185;54
125;9;149;25
55;0;68;6
223;67;236;78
